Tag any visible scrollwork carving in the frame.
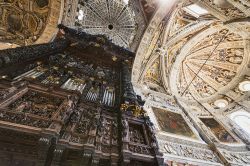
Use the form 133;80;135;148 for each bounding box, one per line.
8;91;63;118
129;125;145;144
221;150;250;165
0;0;50;45
0;110;51;128
0;87;17;100
129;144;152;155
164;142;220;163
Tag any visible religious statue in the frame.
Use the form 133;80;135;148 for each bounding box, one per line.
112;120;118;143
69;108;80;124
122;118;129;141
89;107;101;136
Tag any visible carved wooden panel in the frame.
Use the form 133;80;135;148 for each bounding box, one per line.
0;89;64;128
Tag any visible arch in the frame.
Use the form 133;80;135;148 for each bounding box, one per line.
169;25;249;104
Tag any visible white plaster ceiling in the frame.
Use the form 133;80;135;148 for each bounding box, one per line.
132;0;250;114
75;0;136;48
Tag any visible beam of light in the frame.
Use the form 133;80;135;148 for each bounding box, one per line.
123;0;129;5
78;9;84;20
184;4;208;18
158;0;172;4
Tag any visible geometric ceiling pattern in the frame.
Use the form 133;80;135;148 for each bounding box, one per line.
174;28;244;102
0;0;62;47
75;0;136;48
132;0;250;114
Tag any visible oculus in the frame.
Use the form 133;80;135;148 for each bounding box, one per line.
75;0;136;48
78;10;84;21
214;99;228;108
183;4;208;18
230;110;250;136
239;81;250;92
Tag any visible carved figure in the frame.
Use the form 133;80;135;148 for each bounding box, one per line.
122;118;129;141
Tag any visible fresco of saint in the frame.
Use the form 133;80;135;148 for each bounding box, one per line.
200;118;237;143
152;107;197;138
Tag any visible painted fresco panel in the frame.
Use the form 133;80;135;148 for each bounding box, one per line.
152;107;196;138
201;118;237;143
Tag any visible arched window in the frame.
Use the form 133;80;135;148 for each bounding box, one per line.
229;110;250;136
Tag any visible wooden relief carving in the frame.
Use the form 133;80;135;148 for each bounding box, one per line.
8;91;63;117
0;90;64;128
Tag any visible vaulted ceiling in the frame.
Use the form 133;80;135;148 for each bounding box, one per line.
0;0;250;116
75;0;136;48
62;0;147;51
132;0;250;116
0;0;62;49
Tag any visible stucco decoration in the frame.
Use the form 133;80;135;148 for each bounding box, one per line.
170;26;247;103
62;0;146;50
133;0;250;105
0;0;63;46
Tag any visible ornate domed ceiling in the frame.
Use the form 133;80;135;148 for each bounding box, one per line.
133;0;250;114
75;0;136;48
171;27;245;102
0;0;62;47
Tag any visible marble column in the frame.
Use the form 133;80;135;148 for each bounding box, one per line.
0;39;70;68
